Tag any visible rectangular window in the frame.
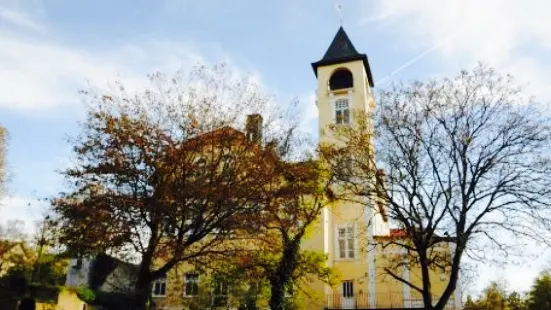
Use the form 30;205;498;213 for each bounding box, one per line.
213;277;228;296
335;99;350;125
343;281;354;298
337;225;355;259
213;276;229;306
152;274;167;297
184;273;199;297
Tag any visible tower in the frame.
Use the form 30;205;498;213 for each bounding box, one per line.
312;27;375;144
308;27;388;309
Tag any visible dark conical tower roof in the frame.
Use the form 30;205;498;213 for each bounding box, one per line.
322;27;361;61
312;27;374;87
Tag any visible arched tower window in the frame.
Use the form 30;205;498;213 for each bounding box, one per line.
329;69;353;90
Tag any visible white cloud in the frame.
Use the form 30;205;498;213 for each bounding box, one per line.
0;4;229;112
365;0;551;292
0;8;45;33
368;0;551;102
0;30;209;111
0;195;44;235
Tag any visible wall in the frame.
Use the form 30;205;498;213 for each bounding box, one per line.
54;289;87;310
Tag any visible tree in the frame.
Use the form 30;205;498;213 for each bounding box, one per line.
527;270;551;310
464;295;482;310
249;159;334;310
464;281;528;310
482;282;509;310
51;64;299;309
320;64;551;310
0;217;66;304
29;217;65;285
184;148;334;310
0;220;27;274
463;281;512;310
458;262;478;298
508;291;527;310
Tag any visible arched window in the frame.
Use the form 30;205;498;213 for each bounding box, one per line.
329;69;353;90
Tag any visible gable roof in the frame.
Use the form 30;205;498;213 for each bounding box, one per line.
88;254;138;290
311;27;375;87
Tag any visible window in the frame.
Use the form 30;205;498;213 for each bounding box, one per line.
329;69;353;90
221;154;234;181
184;273;199;297
213;276;229;306
337;225;356;259
342;281;354;298
152;274;167;297
194;157;207;177
335;99;350;125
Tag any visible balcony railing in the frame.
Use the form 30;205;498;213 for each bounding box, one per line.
325;293;459;309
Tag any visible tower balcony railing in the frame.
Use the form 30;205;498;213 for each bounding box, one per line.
325;292;459;309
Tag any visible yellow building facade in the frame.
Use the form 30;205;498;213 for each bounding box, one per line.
301;27;462;310
56;27;462;310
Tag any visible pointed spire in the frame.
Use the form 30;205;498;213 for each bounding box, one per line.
312;27;374;87
322;27;361;62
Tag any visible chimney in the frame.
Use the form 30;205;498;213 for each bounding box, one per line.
245;114;263;144
375;169;386;194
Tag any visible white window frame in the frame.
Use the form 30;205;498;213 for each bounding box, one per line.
335;224;357;260
213;278;228;296
151;274;167;297
331;94;352;125
183;272;199;297
212;276;229;306
342;280;354;298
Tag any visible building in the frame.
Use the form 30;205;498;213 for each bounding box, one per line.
303;26;462;310
59;255;139;309
149;26;462;310
56;26;462;310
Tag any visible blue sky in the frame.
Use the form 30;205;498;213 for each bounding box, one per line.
2;0;551;294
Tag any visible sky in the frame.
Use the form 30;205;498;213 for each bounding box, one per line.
2;0;551;295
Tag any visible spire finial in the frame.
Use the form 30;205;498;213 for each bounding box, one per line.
335;3;343;27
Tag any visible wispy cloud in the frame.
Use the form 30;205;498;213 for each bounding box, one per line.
367;0;551;101
0;5;250;112
0;8;45;33
0;29;210;111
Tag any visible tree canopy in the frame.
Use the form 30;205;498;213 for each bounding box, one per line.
51;64;326;309
321;64;551;310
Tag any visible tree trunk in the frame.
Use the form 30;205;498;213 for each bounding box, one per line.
433;244;464;310
135;255;153;310
420;252;433;310
30;241;44;283
268;240;300;310
135;274;150;310
269;276;285;310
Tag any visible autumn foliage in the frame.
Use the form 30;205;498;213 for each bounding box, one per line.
51;65;329;309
